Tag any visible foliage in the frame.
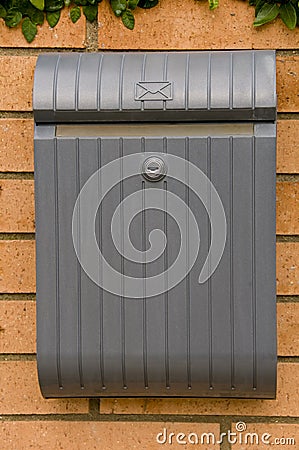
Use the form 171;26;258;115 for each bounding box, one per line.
250;0;299;29
0;0;297;43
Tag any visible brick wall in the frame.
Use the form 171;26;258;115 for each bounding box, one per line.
0;1;298;448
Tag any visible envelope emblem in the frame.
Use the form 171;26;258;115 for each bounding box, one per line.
135;81;173;101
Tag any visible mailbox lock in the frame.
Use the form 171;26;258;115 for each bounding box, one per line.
142;156;167;182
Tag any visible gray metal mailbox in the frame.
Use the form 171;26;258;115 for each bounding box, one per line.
34;51;277;398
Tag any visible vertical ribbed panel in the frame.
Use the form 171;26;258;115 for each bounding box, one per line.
229;136;235;389
232;52;254;109
35;127;276;398
97;138;105;389
210;53;231;109
252;135;257;390
165;53;187;110
142;179;148;389
185;137;191;389
55;55;80;111
99;54;124;110
54;138;62;389
255;51;276;109
77;55;103;111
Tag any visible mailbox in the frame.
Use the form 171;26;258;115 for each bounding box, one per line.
34;51;276;398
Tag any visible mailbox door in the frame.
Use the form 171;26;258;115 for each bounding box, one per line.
35;123;276;398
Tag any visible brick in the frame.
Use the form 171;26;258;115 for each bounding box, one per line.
0;9;86;48
1;180;297;234
276;182;299;235
0;119;298;174
0;57;36;111
0;241;35;293
100;363;299;416
0;175;297;237
0;361;88;414
277;303;299;357
0;299;294;363
0;422;220;450
0;180;35;232
277;243;299;296
1;295;294;359
277;120;299;174
2;302;291;359
231;424;298;449
277;56;299;112
0;56;298;114
0;241;297;294
0;119;34;172
0;301;35;354
98;0;299;50
0;119;296;174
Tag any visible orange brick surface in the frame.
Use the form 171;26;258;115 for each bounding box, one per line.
98;0;299;50
0;119;298;174
0;241;297;294
0;301;296;359
0;181;297;235
0;301;35;354
231;423;298;449
0;56;298;113
0;240;35;293
277;242;299;295
0;119;34;172
0;57;36;111
0;301;296;357
276;182;299;235
277;56;299;112
100;363;298;416
0;361;88;414
277;303;299;357
0;9;86;48
0;180;35;232
0;422;220;450
277;120;299;174
277;303;299;356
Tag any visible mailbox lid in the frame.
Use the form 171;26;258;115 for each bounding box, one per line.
33;51;276;123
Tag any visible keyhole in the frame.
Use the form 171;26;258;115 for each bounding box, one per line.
142;156;167;182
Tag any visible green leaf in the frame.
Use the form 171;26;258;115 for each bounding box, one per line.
121;9;134;29
111;0;126;16
64;0;71;5
45;0;64;11
46;10;61;27
74;0;88;5
138;0;159;9
209;0;219;10
5;9;22;28
82;4;97;21
22;17;37;42
279;3;297;29
0;5;7;19
30;9;45;25
70;5;81;23
254;0;266;16
29;0;45;10
128;0;139;10
253;2;279;26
